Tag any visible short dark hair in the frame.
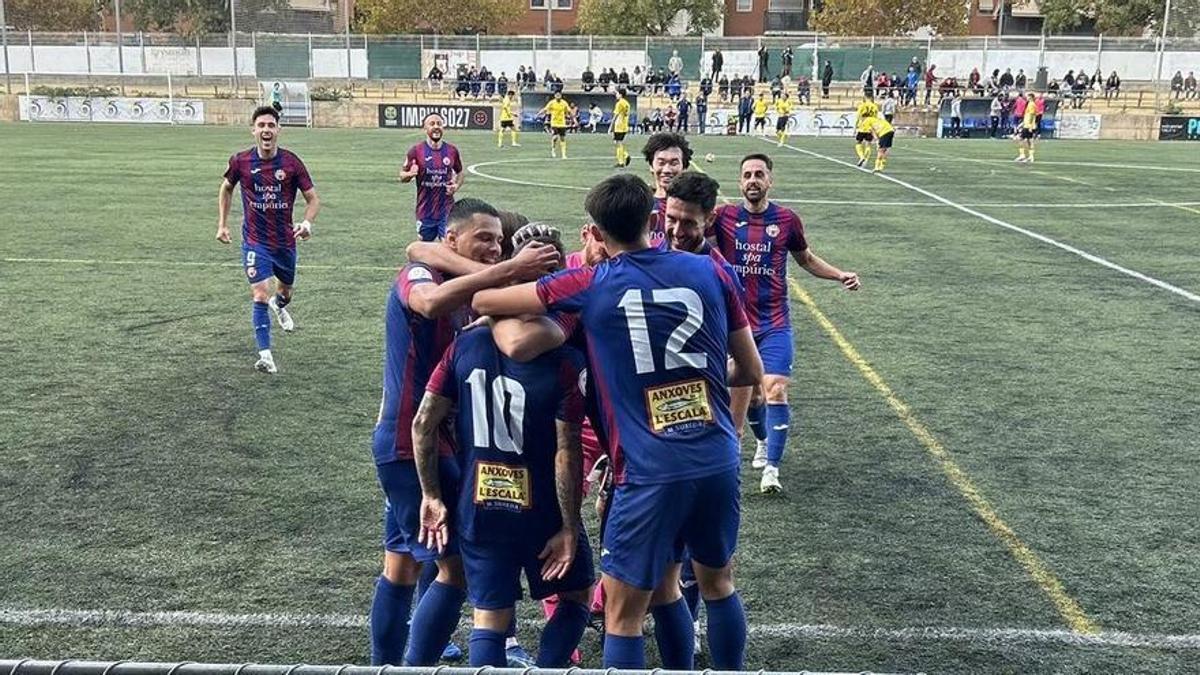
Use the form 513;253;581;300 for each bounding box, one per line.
497;210;530;259
666;172;720;214
448;198;501;231
251;105;280;123
641;132;693;169
740;153;773;172
584;174;654;246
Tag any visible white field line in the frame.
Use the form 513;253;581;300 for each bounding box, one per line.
897;153;1200;174
765;138;1200;305
2;608;1199;650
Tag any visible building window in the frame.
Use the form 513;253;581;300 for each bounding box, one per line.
737;0;752;11
531;0;545;8
978;0;995;11
768;0;802;8
532;0;571;7
555;0;571;7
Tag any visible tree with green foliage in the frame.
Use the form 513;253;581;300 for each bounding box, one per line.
122;0;288;35
354;0;524;33
5;0;101;31
576;0;723;36
1040;0;1200;37
810;0;967;35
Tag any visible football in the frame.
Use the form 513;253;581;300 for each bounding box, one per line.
704;152;715;163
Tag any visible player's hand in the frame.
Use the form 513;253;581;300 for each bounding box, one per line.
538;527;577;581
840;271;861;291
216;226;231;244
417;496;450;553
292;220;312;241
507;242;561;282
399;159;419;182
445;174;459;196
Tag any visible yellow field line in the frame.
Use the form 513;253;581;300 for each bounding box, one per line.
787;276;1100;635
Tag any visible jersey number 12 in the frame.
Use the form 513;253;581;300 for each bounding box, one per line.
617;288;706;375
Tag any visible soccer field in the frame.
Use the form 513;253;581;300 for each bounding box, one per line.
1;123;1198;673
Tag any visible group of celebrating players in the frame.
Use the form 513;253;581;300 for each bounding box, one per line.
217;102;860;668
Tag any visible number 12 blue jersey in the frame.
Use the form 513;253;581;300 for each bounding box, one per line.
536;248;749;486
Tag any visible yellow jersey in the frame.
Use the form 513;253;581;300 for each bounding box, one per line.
868;115;894;137
775;99;793;117
753;99;769;118
613;99;631;133
1022;105;1038;130
546;100;570;128
855;100;879;132
500;98;514;122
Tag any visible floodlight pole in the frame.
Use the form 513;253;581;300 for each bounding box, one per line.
1153;0;1171;110
115;0;125;75
230;0;240;95
0;0;11;93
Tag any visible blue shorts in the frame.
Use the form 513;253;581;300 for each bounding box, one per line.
755;328;794;377
416;218;446;242
461;528;595;610
376;459;461;562
601;469;740;591
242;243;296;286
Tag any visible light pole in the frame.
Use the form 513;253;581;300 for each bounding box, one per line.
230;0;239;94
1;0;10;93
1153;0;1172;110
115;0;125;75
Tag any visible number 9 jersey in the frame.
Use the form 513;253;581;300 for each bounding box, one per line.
536;247;749;486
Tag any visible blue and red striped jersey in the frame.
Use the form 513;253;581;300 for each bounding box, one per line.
406;141;463;225
648;196;669;250
707;202;807;334
224;148;313;251
427;326;586;543
536;248;748;486
372;263;465;465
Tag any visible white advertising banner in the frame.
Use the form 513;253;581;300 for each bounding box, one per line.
697;107;857;136
1056;113;1102;140
19;96;204;123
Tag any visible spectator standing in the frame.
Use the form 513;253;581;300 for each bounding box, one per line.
861;64;875;97
1012;93;1027;134
700;75;714;99
497;72;508;97
989;96;1002;137
587;102;602;132
924;64;937;104
1000;68;1015;90
969;68;982;94
822;60;834;98
1015;69;1027;91
712;48;724;78
581;67;595;92
667;74;683;101
781;46;794;78
1034;93;1046;136
949;92;962;137
632;66;645;94
677;95;691;133
881;93;897;123
905;68;919;105
719;74;731;101
669;50;684;78
695;94;708;134
738;91;753;134
758;45;770;83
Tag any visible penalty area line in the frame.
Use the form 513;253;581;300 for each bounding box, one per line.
3;607;1198;650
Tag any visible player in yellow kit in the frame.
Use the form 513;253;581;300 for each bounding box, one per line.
1015;92;1038;163
538;92;571;159
774;94;794;146
611;88;632;167
866;114;895;173
854;97;879;168
752;93;769;135
497;91;520;148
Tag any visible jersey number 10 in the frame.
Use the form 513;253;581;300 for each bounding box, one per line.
467;369;526;454
617;288;706;375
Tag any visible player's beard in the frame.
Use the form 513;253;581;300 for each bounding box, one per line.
428;128;443;143
742;184;766;206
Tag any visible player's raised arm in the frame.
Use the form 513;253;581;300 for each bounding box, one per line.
411;390;453;553
490;315;568;362
216;178;235;244
472;282;545;317
405;241;490;277
407;243;557;319
792;249;861;290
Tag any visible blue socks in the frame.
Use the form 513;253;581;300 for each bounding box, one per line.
468;628;507;667
651;598;695;670
537;599;589;667
747;402;768;442
603;633;645;669
369;576;415;666
705;592;747;670
416;561;437;604
403;580;466;666
766;402;790;467
252;301;270;350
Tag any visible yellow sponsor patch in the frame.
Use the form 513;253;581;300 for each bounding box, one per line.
474;461;531;509
645;378;714;433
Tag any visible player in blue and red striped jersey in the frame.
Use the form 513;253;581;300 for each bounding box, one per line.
412;319;594;668
217;105;321;374
368;198;559;667
640;132;693;251
400;113;464;242
473;174;764;671
706;153;860;494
